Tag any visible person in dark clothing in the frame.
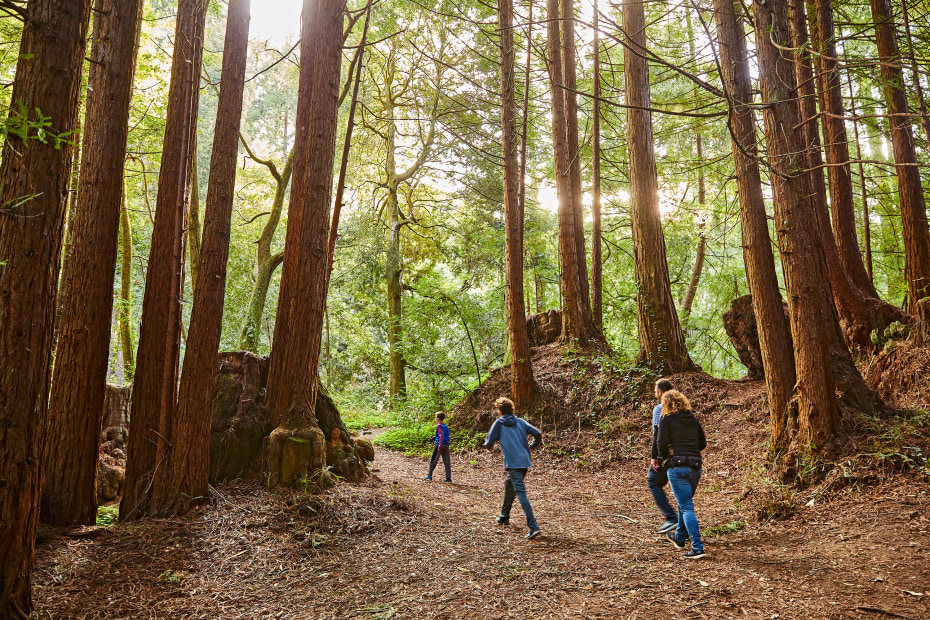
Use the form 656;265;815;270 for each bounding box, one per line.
483;397;542;539
657;389;707;559
649;379;677;533
424;412;452;482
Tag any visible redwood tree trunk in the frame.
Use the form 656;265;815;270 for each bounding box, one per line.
152;0;251;517
546;0;586;345
623;0;693;373
870;0;930;306
808;0;876;297
0;1;91;614
499;0;537;410
42;0;144;527
591;0;603;332
264;0;345;486
121;0;209;520
713;0;797;451
753;0;846;455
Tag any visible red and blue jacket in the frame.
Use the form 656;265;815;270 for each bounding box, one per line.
433;422;450;448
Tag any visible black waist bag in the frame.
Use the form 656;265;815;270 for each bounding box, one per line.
666;455;702;469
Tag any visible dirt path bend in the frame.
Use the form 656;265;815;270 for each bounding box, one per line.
34;443;930;619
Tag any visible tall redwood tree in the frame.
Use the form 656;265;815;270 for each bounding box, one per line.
151;0;251;517
0;0;92;614
42;0;144;528
121;0;209;520
499;0;537;410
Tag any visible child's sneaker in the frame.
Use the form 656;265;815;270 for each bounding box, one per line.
665;532;686;550
443;478;453;483
683;548;706;559
496;516;509;525
526;529;542;540
422;476;432;482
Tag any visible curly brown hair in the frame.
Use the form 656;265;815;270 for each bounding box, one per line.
660;390;691;417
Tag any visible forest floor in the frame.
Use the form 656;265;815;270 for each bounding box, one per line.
32;433;930;619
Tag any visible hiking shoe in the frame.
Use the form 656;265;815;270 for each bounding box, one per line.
665;532;686;550
496;516;509;525
657;519;677;534
683;548;706;559
526;529;542;540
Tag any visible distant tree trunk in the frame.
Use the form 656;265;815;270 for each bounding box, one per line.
560;0;590;316
791;0;906;349
713;0;797;451
807;0;876;297
844;54;873;283
264;0;344;486
151;0;250;517
187;137;202;290
121;0;209;521
238;144;293;352
591;0;603;332
119;190;136;381
546;0;585;345
681;6;705;319
623;0;693;373
498;0;537;410
870;0;930;308
0;1;91;615
42;0;144;527
753;0;879;458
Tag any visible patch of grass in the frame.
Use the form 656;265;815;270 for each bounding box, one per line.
375;425;434;456
340;407;395;432
703;520;745;538
157;570;183;584
96;505;119;527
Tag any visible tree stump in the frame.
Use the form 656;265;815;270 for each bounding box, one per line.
722;294;792;380
917;298;930;347
527;309;562;347
97;385;131;505
264;400;329;488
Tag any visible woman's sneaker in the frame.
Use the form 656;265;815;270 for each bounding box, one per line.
665;532;686;550
683;548;706;559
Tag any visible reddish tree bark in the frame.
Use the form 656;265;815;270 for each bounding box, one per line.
121;0;209;520
623;0;693;373
264;0;346;486
499;0;537;410
151;0;251;517
591;0;603;331
713;0;796;450
0;1;91;614
870;0;930;306
42;0;144;527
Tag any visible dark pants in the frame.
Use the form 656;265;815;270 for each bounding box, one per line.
648;463;677;521
428;445;451;480
500;468;539;531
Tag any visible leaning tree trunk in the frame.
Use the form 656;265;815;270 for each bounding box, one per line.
264;0;347;488
121;0;209;521
43;0;144;527
870;0;930;309
713;0;797;451
151;0;251;517
498;0;537;411
791;0;906;350
0;1;91;615
546;0;586;345
623;0;694;373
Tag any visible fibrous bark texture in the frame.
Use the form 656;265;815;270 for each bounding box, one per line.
121;0;209;521
0;1;92;614
43;0;143;528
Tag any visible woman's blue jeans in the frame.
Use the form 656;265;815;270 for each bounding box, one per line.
667;466;703;552
501;468;539;531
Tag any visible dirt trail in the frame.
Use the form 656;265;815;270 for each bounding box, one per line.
34;439;930;619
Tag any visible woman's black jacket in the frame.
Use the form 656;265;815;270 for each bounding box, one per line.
656;410;706;463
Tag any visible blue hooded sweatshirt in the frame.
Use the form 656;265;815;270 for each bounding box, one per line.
483;413;542;470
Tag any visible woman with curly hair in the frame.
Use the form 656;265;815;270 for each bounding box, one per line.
657;389;707;559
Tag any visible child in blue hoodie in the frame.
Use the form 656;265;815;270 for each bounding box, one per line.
483;397;543;539
424;412;452;482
